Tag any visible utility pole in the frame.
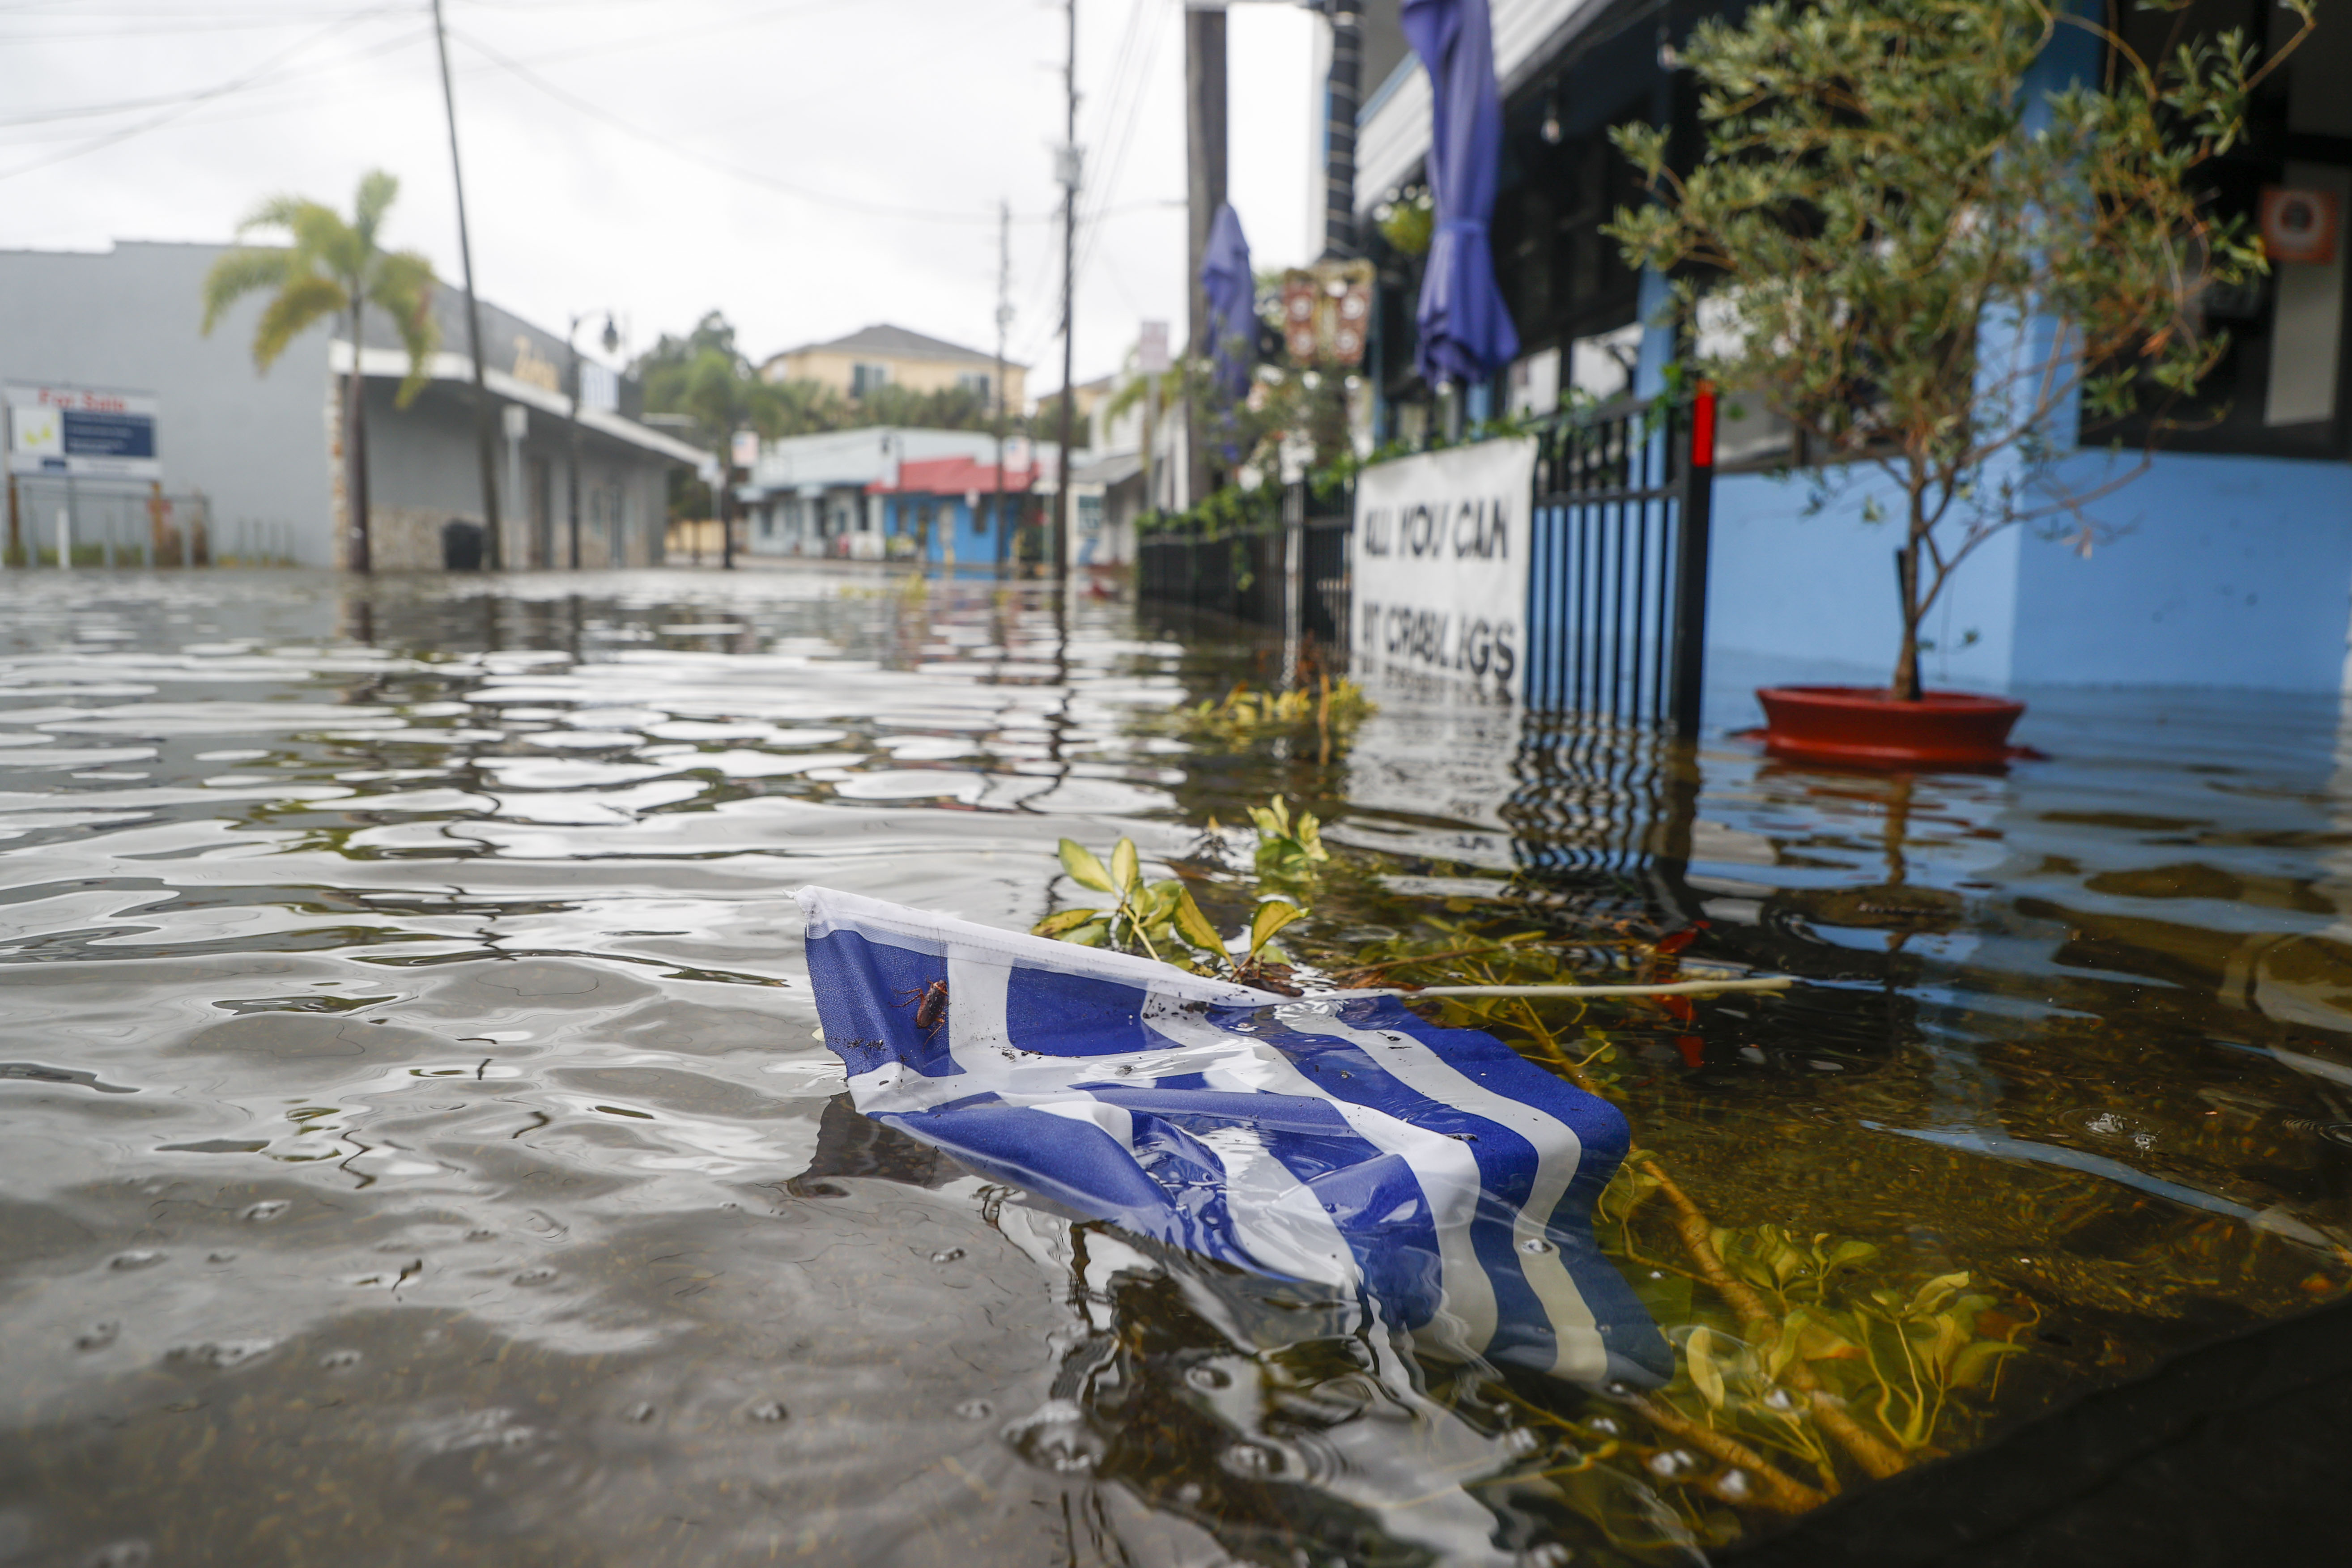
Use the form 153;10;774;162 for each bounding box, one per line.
566;319;585;570
1321;4;1362;258
1051;0;1078;589
343;297;370;572
1142;365;1158;519
993;198;1010;575
1184;1;1228;509
431;0;503;570
1139;320;1168;519
720;437;736;570
565;312;616;570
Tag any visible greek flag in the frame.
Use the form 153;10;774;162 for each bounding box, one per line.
800;887;1669;1387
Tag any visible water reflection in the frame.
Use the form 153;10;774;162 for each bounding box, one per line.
0;569;2348;1562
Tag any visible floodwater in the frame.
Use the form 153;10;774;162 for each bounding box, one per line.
3;565;2348;1566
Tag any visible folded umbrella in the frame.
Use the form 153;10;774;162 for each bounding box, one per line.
1200;202;1257;406
799;885;1669;1386
1402;0;1521;387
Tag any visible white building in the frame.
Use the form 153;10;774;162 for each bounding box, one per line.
739;427;1000;558
1052;348;1187;570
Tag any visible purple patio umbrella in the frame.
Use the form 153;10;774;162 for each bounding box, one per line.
1199;202;1256;404
1401;0;1520;387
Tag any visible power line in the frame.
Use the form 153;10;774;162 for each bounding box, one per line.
455;0;876;76
1073;0;1170;293
0;31;436;144
0;0;859;131
0;9;392;40
1017;0;1173;370
0;1;362;14
452;25;1046;229
0;2;416;183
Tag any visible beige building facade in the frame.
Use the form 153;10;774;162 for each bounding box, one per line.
761;323;1025;409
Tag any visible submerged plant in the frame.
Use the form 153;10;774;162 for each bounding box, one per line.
1238;793;1330;885
1034;800;2043;1543
1584;1169;2035;1511
1034;810;1307;992
1166;678;1372;752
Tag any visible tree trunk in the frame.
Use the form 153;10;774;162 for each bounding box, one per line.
346;304;370;574
1891;534;1923;701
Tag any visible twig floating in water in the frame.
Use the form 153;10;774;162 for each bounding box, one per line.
1341;976;1797;1000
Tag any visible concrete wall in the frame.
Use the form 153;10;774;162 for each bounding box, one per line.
1705;464;2023;697
0;242;686;573
2012;450;2352;693
360;381;670;571
1704;448;2352;722
0;241;335;563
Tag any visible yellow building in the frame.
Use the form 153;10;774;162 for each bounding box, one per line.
760;324;1025;409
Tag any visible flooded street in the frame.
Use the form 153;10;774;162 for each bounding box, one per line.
4;565;2349;1567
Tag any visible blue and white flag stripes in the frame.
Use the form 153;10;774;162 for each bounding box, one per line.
799;887;1670;1387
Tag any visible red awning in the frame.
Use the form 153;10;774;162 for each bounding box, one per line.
867;455;1037;496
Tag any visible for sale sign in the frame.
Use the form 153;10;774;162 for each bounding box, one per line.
1349;437;1535;695
7;383;161;480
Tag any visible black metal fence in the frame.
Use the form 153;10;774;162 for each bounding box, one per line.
1301;508;1350;645
1136;527;1285;625
1133;388;1716;741
1135;483;1353;645
1526;391;1716;738
6;479;216;568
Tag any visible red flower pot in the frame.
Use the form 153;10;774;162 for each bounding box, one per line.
1755;685;2028;768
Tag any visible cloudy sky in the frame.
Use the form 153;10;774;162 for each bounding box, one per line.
0;0;1327;394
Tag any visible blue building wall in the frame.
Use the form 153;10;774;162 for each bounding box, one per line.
2011;451;2352;693
1702;450;2352;721
883;493;1024;564
1705;465;2022;698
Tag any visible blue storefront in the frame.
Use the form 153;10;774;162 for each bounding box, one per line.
869;455;1036;567
1353;0;2352;702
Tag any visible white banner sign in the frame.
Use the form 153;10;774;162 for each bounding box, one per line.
1349;437;1535;694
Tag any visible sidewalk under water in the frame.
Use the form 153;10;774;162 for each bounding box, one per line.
1;565;2346;1566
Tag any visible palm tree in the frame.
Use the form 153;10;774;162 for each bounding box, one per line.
202;170;437;573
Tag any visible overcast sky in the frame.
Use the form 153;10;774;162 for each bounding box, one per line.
0;0;1327;395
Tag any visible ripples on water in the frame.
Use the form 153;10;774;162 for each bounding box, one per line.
3;567;2350;1566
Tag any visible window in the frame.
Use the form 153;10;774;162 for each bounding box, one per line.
958;372;991;398
1568;324;1640;404
579;362;619;414
1485;94;1653;392
2100;0;2350;457
851;362;890;398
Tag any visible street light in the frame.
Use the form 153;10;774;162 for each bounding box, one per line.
566;311;620;569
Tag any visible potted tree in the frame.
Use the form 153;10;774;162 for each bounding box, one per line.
1608;0;2314;765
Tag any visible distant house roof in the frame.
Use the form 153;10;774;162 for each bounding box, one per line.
767;323;1017;369
1068;450;1144;487
868;454;1038;496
